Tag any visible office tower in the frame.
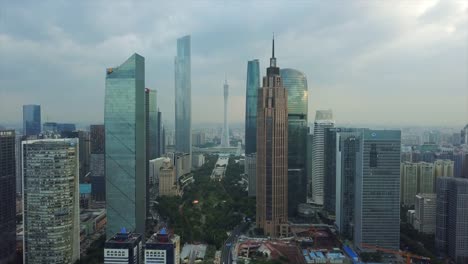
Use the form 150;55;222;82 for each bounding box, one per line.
23;104;41;136
0;130;16;263
323;128;338;214
436;177;468;263
401;162;418;206
159;158;178;197
192;131;206;147
43;122;58;133
15;134;23;193
57;123;76;134
22;139;80;264
161;125;166;155
335;128;361;240
175;35;191;165
453;151;465;178
145;228;181;264
146;88;159;160
311;110;334;205
78;130;90;181
104;231;143;264
461;124;468;144
256;38;288;237
413;193;436;234
245;59;260;155
306;133;313;199
105;54;146;238
434;160;454;190
90;125;105;201
415;162;433;193
221;78;230;147
280;68;308;216
246;153;257;196
157;110;163;156
244;60;260;198
354;130;401;251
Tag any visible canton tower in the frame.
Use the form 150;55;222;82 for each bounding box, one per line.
221;78;230;147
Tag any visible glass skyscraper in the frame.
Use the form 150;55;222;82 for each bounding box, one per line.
175;35;191;162
23;139;80;264
280;68;308;216
245;59;260;155
354;130;401;251
0;130;16;263
146;88;159;160
22;104;41;136
105;53;146;238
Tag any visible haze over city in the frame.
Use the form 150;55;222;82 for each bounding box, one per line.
1;0;466;127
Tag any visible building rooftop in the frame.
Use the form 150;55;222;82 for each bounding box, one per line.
106;230;142;244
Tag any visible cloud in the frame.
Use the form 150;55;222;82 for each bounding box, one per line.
0;0;466;128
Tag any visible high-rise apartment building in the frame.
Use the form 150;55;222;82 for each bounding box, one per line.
245;59;260;155
280;68;308;216
0;130;16;263
175;35;191;165
311;110;334;205
221;79;230;147
22;104;41;136
401;162;418;206
256;38;288;237
418;162;434;193
105;54;146;237
413;193;436;234
354;130;401;251
436;177;468;263
104;231;143;264
145;228;180;264
192;131;206;147
90;124;105;201
434;159;454;178
22;139;80;264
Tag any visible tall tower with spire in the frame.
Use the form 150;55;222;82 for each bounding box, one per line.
256;37;289;237
221;78;230;147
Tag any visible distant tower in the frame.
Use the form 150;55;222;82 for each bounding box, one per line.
221;78;230;147
256;37;288;237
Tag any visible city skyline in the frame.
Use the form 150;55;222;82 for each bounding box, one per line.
1;1;466;127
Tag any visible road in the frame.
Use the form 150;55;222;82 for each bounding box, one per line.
221;223;248;264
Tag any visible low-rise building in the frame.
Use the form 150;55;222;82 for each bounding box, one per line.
104;230;143;264
145;228;180;264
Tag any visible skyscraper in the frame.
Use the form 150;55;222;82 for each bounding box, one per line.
245;59;260;155
311;110;334;205
323;127;339;215
335;128;361;240
354;130;401;251
436;177;468;263
221;78;230;147
146;88;159;160
157;110;163;156
0;130;16;263
175;35;191;164
105;54;146;238
280;68;308;216
90;124;105;201
418;162;434;193
22;104;41;136
245;59;260;197
256;38;288;237
22;139;80;264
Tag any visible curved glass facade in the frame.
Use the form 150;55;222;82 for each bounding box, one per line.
280;68;308;216
280;68;308;116
245;59;260;155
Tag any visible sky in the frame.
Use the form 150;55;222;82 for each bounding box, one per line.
0;0;467;128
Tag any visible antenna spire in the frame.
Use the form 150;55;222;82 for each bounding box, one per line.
272;33;275;58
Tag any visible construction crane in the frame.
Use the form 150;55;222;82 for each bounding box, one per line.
361;243;431;264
